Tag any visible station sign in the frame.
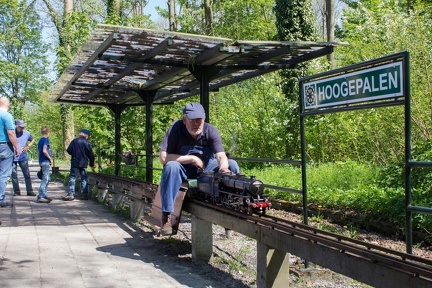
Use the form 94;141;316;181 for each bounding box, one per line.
302;60;404;110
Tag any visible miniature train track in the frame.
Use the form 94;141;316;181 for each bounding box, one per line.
88;173;432;285
188;198;432;282
88;172;158;199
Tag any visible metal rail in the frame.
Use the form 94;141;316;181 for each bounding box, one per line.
189;198;432;282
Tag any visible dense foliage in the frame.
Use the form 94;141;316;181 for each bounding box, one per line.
0;0;51;119
274;0;318;159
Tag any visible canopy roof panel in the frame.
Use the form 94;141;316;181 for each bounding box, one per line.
49;24;342;106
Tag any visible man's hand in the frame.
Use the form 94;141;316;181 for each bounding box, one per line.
219;167;231;173
191;155;204;170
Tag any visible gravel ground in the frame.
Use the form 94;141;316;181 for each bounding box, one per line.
137;208;432;288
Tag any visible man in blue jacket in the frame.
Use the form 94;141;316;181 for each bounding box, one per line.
62;129;95;201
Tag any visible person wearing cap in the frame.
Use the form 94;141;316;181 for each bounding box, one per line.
63;129;95;201
158;102;240;235
37;125;53;203
11;119;36;196
0;97;20;207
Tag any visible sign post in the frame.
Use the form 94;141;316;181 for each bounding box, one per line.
298;52;422;254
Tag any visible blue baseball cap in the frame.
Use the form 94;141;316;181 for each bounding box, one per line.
80;129;90;136
183;102;206;119
15;119;26;127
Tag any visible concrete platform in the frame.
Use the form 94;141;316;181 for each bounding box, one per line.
0;163;235;288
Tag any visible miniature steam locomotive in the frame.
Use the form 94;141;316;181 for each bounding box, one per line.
190;172;271;215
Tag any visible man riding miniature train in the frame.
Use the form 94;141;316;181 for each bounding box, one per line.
158;102;240;236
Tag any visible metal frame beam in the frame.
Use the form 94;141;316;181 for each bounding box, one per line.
56;33;117;101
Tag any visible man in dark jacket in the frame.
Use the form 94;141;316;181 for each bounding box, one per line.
62;129;95;201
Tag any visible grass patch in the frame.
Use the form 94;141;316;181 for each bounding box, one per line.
50;171;69;184
110;204;130;219
212;241;256;280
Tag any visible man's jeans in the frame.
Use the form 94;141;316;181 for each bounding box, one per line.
12;160;34;194
0;143;14;202
37;161;51;199
68;167;88;197
160;158;240;212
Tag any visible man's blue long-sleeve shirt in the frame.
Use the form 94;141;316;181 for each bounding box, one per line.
66;136;95;168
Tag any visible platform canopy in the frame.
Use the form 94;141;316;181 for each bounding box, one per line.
48;24;340;107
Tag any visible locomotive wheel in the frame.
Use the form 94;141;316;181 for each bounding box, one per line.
246;206;253;215
221;194;228;208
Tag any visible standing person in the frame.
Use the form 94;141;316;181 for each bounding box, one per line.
159;102;240;235
12;119;36;196
0;97;20;207
37;126;53;203
62;129;95;201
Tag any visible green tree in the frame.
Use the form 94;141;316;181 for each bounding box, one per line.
274;0;318;159
156;0;276;39
213;0;276;40
37;0;159;161
210;74;291;162
27;92;63;161
292;1;432;165
41;0;87;157
0;0;51;119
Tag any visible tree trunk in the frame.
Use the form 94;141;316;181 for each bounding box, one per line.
204;0;213;35
60;0;75;158
326;0;335;68
60;104;74;157
64;0;72;18
168;0;176;31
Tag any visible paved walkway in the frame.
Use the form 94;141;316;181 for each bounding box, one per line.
0;163;228;288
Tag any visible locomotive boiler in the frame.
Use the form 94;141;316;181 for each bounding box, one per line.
192;172;271;215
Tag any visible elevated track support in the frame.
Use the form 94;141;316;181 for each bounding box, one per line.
88;173;432;288
183;201;432;288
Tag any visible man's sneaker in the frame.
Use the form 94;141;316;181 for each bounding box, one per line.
46;197;53;202
160;214;172;236
14;192;21;196
37;198;50;203
0;201;10;207
27;192;36;196
61;195;74;201
81;195;89;200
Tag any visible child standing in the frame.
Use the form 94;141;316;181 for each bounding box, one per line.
37;126;53;203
